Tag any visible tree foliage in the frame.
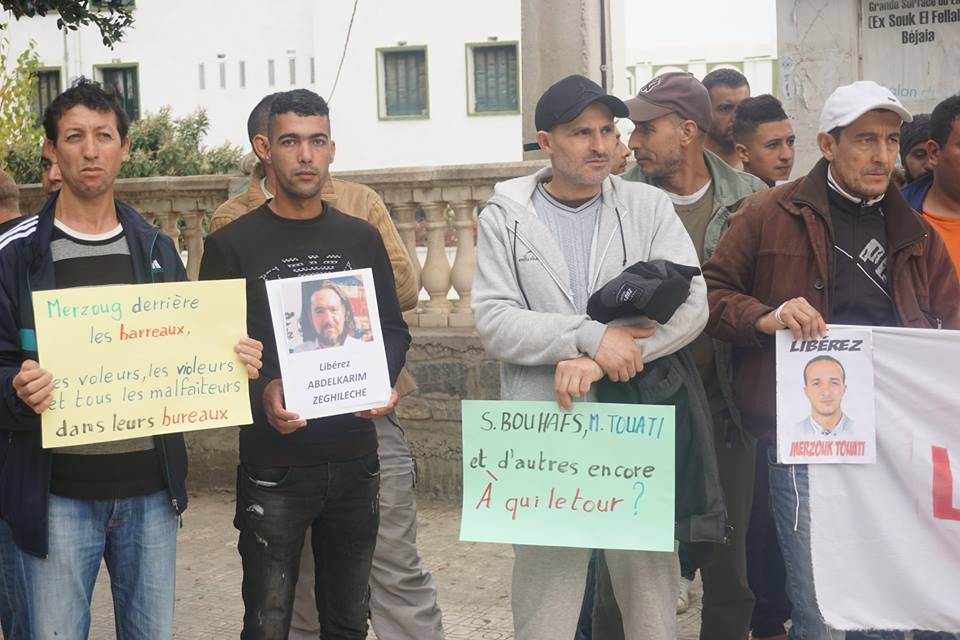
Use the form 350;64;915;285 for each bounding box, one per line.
2;0;135;48
120;107;242;178
0;30;44;182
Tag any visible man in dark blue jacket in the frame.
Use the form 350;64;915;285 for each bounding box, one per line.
0;79;261;639
902;96;960;276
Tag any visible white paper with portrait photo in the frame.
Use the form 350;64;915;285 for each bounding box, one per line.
266;268;391;419
776;327;876;464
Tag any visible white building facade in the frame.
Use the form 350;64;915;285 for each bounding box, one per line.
3;0;524;171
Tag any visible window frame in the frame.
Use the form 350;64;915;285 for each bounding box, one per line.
32;66;62;121
93;62;140;122
464;41;520;117
375;45;430;121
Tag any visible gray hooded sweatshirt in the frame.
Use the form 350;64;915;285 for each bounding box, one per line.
472;166;708;403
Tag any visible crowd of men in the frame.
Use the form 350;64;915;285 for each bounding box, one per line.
0;65;958;640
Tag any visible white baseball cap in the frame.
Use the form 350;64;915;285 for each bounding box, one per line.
819;80;913;133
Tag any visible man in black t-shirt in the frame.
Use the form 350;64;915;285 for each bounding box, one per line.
199;89;410;639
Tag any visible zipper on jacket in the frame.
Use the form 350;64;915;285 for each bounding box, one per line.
173;500;183;528
154;436;183;517
147;229;160;283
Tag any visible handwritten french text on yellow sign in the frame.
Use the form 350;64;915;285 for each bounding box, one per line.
34;279;252;448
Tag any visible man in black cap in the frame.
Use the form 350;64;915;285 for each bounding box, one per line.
473;74;708;640
613;71;765;640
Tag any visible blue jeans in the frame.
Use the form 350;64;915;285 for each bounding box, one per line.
15;491;178;640
0;517;28;639
235;453;381;640
767;452;845;640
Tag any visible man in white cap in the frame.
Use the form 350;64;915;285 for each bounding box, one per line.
702;80;960;639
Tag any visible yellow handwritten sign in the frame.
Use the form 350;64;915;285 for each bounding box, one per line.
33;279;252;448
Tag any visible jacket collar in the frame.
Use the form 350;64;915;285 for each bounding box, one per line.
624;149;756;210
29;191;162;286
486;166;628;305
702;149;754;209
791;158;927;255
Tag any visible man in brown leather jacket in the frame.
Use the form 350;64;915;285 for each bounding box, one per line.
703;80;960;640
212;94;443;640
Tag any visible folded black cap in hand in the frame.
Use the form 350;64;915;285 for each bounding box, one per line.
587;259;701;325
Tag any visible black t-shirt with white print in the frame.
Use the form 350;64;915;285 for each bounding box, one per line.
827;183;898;327
198;203;410;467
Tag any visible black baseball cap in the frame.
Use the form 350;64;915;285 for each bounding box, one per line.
523;75;629;151
535;75;628;132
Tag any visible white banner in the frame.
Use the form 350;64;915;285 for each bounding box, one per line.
810;326;960;632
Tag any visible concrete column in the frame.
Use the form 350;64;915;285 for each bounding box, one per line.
521;0;614;158
776;0;862;175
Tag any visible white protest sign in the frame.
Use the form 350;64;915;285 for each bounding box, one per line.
810;326;960;632
776;328;876;464
266;269;391;419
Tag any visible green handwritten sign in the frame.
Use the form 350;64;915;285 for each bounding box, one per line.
460;400;675;551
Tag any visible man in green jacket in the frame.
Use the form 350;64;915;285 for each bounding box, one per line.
592;71;766;640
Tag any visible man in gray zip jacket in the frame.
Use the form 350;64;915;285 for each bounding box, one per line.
472;75;708;640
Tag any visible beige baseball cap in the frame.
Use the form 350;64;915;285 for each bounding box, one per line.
624;72;712;132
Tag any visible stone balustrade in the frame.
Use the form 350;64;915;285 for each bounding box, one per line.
17;160;549;326
334;161;548;327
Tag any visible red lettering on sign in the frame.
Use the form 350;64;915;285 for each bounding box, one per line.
932;446;960;521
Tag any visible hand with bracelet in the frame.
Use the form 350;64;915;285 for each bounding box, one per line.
754;296;827;340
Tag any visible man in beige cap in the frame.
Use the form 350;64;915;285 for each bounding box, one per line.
703;80;960;639
601;70;764;640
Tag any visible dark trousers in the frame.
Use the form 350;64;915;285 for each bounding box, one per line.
746;440;791;638
692;414;756;640
595;413;756;640
575;550;600;640
235;453;381;640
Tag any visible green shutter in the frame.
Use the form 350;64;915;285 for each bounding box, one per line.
384;49;426;117
474;45;517;113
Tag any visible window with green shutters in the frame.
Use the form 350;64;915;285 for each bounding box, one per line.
100;66;140;121
381;48;428;118
472;44;518;113
33;69;61;120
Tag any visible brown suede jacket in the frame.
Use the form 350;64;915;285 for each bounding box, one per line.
209;165;420;397
703;158;960;441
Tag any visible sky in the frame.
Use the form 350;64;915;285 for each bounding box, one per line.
623;0;778;60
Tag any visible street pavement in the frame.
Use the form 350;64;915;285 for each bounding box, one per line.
84;491;703;639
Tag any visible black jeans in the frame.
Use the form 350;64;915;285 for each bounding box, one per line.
235;453;381;640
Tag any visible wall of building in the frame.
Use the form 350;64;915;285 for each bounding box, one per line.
3;0;523;171
776;0;960;175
